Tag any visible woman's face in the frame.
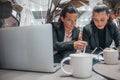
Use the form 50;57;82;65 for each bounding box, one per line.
61;13;78;30
93;11;109;29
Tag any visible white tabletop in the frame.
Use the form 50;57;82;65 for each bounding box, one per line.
93;60;120;80
0;65;106;80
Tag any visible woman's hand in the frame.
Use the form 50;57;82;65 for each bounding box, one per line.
74;40;88;50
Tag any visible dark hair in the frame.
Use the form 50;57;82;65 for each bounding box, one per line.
59;4;78;24
93;4;109;14
60;4;78;17
91;4;112;24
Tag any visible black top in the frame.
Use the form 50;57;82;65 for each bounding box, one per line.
97;27;106;49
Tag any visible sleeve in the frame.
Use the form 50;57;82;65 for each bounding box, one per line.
112;24;120;47
53;40;75;51
82;26;93;53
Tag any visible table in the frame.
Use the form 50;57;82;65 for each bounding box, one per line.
0;65;106;80
93;60;120;80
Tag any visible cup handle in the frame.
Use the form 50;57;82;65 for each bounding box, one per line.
97;52;103;61
60;57;72;75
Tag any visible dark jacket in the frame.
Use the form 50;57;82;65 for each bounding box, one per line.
51;22;80;57
82;23;120;54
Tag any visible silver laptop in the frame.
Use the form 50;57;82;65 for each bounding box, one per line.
0;24;60;72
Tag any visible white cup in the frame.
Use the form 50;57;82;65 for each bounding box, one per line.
60;53;93;78
98;49;119;65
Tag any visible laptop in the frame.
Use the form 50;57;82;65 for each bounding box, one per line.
0;24;60;72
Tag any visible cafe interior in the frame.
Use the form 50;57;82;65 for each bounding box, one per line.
0;0;120;80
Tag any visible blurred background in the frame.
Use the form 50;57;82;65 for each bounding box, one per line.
0;0;120;30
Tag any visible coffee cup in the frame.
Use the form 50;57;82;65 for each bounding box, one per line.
60;53;93;78
98;49;119;65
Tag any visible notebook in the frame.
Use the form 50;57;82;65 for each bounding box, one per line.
0;24;60;72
